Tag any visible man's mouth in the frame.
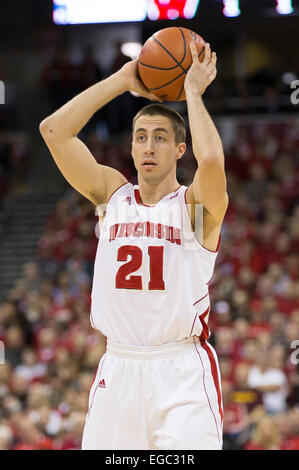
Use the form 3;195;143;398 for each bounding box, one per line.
142;161;157;167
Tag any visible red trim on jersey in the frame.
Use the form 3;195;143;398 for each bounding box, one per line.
198;307;210;342
206;272;215;286
189;313;198;337
190;296;209;336
203;234;221;253
193;291;209;307
134;185;182;207
183;187;221;253
106;182;130;205
134;188;142;205
193;339;222;446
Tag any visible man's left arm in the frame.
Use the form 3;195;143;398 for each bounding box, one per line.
184;42;228;222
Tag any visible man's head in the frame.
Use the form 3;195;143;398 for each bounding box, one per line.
133;104;186;145
131;104;186;184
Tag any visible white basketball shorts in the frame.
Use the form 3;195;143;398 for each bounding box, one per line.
81;336;223;450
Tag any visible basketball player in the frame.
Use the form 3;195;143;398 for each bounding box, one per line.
40;42;228;450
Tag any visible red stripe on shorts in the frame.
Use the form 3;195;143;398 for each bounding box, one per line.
200;341;223;422
193;339;221;446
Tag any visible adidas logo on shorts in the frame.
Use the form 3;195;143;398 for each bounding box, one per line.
98;379;106;388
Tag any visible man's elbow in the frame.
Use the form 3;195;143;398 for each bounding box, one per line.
39;118;54;140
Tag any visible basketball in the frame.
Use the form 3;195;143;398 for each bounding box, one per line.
138;27;206;101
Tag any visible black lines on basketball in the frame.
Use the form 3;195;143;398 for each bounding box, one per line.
138;61;181;71
178;27;187;66
198;45;205;61
152;35;188;74
148;70;187;91
175;83;185;101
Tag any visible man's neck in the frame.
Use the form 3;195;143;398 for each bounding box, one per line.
137;179;180;206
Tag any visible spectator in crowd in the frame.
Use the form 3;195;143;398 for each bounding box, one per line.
14;348;47;383
5;326;26;368
0;424;14;450
78;46;102;91
107;40;136;135
247;348;289;414
77;46;105;136
222;379;247;450
0;134;29;203
244;415;282;450
41;47;77;114
231;362;264;418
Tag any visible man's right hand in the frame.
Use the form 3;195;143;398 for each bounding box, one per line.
40;55;161;210
118;58;163;102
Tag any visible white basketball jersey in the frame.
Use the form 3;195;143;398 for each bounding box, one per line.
90;182;219;346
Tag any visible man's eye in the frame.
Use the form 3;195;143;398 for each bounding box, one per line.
137;135;145;141
157;135;164;141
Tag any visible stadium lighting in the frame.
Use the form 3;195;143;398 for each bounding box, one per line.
276;0;294;14
147;0;200;20
282;72;297;85
147;0;160;20
53;0;147;24
183;0;201;19
121;42;142;60
167;9;180;19
223;0;241;17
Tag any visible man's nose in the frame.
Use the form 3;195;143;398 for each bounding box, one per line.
145;138;154;154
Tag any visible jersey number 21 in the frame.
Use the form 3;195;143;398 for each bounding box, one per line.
115;245;165;291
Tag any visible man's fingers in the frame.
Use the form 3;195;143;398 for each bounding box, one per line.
189;41;199;63
143;88;163;102
202;43;211;65
206;52;217;76
142;88;163;103
135;79;163;102
210;51;217;66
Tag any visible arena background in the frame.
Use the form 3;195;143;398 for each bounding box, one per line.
0;0;298;450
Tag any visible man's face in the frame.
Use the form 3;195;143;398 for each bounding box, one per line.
132;114;186;184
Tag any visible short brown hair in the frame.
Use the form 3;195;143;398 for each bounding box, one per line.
132;104;186;144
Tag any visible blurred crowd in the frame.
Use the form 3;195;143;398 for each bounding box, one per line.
0;116;299;450
205;55;299;115
0;133;29;206
40;45;299;134
40;44;138;138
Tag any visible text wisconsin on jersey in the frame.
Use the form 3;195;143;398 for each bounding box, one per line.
109;222;181;245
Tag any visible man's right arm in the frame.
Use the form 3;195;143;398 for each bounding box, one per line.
39;60;160;206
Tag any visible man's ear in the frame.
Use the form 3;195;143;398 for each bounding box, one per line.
177;143;186;160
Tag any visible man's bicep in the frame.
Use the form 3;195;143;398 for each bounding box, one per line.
43;136;127;205
191;160;228;220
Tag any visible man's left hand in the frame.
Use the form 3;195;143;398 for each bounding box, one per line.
184;42;217;95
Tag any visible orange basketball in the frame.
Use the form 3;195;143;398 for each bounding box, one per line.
138;27;206;101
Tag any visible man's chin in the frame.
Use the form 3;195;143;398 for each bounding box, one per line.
141;174;160;184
